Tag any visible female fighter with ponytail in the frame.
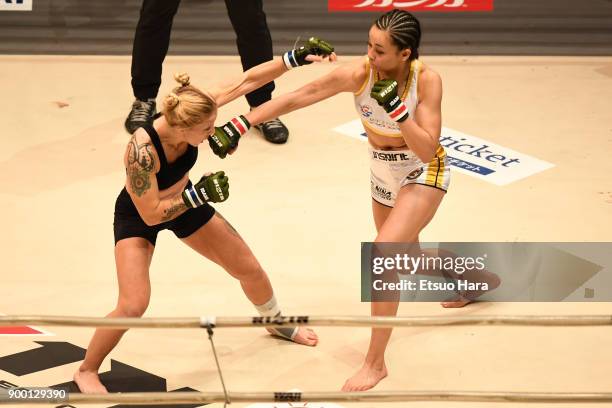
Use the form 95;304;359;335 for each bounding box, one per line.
74;39;335;393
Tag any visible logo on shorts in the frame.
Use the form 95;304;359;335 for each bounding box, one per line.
406;168;424;180
372;151;410;162
371;182;393;201
360;104;374;118
328;0;493;12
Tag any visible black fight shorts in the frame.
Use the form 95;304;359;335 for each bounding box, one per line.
113;187;216;246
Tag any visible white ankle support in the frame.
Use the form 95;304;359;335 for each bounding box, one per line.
254;295;298;340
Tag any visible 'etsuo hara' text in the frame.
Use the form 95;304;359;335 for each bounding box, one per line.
372;279;489;292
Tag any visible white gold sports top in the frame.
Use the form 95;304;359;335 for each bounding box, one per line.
354;57;422;138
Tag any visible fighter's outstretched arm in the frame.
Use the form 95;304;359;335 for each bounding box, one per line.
209;38;337;108
245;59;365;126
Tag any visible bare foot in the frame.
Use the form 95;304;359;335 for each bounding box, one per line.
441;270;501;308
441;295;472;308
73;369;108;394
291;327;319;346
341;362;388;391
266;327;319;346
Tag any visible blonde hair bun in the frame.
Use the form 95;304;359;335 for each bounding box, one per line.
164;92;180;110
174;72;191;87
162;74;216;128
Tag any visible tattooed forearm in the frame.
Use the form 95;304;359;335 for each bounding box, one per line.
126;136;156;197
161;198;188;222
215;211;241;238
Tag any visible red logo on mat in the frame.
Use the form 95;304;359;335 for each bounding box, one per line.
328;0;494;12
0;327;44;335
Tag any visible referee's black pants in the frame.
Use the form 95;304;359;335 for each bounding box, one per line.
130;0;275;107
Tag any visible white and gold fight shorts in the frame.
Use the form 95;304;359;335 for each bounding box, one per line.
369;145;450;207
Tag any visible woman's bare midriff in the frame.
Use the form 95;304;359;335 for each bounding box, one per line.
367;130;408;151
158;173;189;200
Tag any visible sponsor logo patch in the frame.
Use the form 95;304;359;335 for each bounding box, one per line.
360;104;374;118
406;168;424;180
372;182;393;201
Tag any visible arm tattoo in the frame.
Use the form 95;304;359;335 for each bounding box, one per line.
161;199;187;222
126;136;156;197
215;212;241;238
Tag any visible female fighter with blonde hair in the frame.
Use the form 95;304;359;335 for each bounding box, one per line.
74;39;336;393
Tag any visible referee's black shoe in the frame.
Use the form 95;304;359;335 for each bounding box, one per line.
255;117;289;144
125;98;156;134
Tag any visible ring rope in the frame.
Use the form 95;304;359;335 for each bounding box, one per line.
1;314;611;329
3;390;612;405
2;315;610;405
204;325;230;407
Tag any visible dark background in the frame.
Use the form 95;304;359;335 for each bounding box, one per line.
1;0;611;55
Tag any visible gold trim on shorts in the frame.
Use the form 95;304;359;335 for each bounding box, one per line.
409;145;450;192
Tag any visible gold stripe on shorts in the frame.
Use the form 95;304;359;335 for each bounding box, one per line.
424;146;447;190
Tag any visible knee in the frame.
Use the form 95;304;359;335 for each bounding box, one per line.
116;298;149;318
226;257;265;282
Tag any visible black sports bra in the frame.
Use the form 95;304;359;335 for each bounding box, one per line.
142;118;198;190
